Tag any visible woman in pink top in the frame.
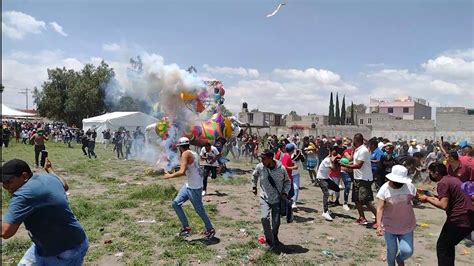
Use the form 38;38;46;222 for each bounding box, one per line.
376;165;416;266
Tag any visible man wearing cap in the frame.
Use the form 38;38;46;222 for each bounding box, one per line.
304;143;318;184
1;159;88;265
164;137;216;239
252;149;291;250
419;163;474;266
408;140;421;157
376;165;416;266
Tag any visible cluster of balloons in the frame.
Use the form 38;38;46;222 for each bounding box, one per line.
178;80;226;114
180;89;209;114
155;117;170;140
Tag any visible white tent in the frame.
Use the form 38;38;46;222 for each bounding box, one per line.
82;112;158;143
2;104;36;117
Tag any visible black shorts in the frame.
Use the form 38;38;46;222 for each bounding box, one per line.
352;179;374;204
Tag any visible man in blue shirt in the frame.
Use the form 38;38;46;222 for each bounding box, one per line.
368;138;384;190
1;159;88;265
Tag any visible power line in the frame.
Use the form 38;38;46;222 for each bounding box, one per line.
18;88;30;110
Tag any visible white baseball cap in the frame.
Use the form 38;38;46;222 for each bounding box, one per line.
177;137;190;146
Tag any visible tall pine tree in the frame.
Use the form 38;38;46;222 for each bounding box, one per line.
341;95;346;125
350;101;355;125
328;92;335;125
335;93;340;125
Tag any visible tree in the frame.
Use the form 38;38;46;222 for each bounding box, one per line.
346;103;367;115
35;61;115;126
328;92;335;125
335;93;340;125
112;95;152;114
350;101;355;125
288;110;298;116
341;95;346;125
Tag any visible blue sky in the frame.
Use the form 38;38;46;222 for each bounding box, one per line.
2;0;473;114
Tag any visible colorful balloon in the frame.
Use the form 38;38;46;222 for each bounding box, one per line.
180;91;197;101
340;158;350;165
155;117;169;139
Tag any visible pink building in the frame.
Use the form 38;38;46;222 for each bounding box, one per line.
369;96;431;120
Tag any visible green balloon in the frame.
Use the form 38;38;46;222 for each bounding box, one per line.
340;158;350;165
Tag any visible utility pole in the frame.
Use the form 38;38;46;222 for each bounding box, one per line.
19;88;29;110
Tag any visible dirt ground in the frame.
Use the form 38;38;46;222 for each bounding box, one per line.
199;160;473;266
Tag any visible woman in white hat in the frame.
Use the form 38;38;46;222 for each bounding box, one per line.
375;165;416;266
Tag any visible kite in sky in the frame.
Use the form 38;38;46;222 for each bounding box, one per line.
266;3;286;17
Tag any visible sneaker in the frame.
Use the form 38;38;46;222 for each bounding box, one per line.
202;190;206;196
179;227;192;237
203;228;216;240
353;218;368;225
322;212;333;221
343;204;350;211
291;202;297;209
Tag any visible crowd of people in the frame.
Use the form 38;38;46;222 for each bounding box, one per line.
249;133;473;265
1;120;147;162
2;119;473;265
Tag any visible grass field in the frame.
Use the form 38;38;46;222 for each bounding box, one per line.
1;141;281;265
1;141;473;265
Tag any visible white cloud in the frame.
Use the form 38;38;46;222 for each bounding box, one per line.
365;48;474;108
272;68;341;84
2;11;46;39
202;64;259;78
49;22;68;37
441;48;474;61
102;43;121;52
1;50;96;108
422;55;474;80
224;67;357;115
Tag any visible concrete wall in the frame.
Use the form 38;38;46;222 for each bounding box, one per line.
414;102;432;120
286;114;327;128
370;117;473;142
267;125;371;138
238;112;283;127
436;107;474;131
356;113;397;126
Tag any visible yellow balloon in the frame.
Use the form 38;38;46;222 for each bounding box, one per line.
180;91;197;101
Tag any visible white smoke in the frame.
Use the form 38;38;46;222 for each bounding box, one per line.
104;52;208;170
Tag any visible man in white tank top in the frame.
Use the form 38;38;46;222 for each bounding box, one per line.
164;137;216;239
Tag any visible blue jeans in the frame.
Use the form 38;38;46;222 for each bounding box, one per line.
172;185;213;230
384;231;414;266
292;173;300;203
18;238;88;266
341;171;352;204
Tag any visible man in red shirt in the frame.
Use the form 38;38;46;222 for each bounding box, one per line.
446;151;473;182
281;143;297;215
418;163;473;266
281;143;296;178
